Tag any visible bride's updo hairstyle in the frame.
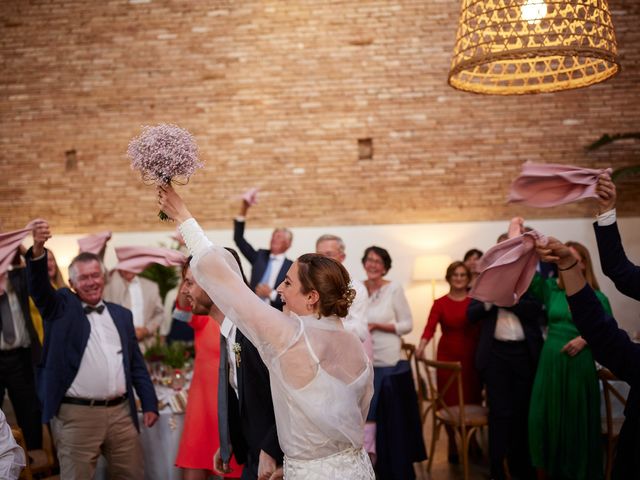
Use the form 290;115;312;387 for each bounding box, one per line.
296;253;356;318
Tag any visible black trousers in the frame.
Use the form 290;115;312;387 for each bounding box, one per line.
0;347;42;449
483;340;535;480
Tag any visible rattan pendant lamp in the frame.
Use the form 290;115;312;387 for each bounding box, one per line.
448;0;620;94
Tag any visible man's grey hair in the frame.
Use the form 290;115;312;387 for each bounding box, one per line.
316;234;346;253
274;227;293;243
68;252;107;283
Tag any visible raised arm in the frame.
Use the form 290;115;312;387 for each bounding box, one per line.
25;221;60;320
158;185;298;358
233;200;259;264
594;174;640;300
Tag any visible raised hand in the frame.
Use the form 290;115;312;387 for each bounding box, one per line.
31;219;52;258
157;185;192;224
595;173;616;215
535;236;575;270
508;216;525;239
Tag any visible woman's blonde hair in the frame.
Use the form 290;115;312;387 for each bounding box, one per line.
560;241;600;291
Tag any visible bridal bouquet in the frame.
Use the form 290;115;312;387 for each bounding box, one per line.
128;124;203;220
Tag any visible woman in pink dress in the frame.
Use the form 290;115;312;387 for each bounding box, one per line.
175;309;242;479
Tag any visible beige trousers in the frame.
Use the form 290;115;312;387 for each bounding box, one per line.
50;402;143;480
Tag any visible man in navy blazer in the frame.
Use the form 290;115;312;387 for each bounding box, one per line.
538;236;639;480
26;220;158;479
233;198;293;311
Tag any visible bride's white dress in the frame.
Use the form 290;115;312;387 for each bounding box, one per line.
179;219;375;479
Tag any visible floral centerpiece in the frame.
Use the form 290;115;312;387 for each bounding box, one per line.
127;124;202;220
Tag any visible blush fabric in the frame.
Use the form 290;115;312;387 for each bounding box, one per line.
114;246;187;273
77;231;112;254
508;162;612;208
0;222;36;292
241;187;259;206
470;230;546;307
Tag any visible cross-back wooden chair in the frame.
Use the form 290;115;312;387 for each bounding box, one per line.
10;426;32;480
598;368;628;480
401;340;430;425
417;357;488;480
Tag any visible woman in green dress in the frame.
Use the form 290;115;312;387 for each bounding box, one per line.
528;241;611;480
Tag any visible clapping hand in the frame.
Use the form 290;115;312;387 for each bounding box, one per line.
535;237;575;270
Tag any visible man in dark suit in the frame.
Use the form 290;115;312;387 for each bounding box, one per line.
26;220;158;479
233;198;293;311
181;252;283;480
468;294;543;480
0;259;42;450
538;236;639;480
594;173;640;300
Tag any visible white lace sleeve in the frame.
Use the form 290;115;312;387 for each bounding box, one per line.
179;218;299;359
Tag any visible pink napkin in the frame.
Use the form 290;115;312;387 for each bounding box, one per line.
470;230;546;307
241;188;259;206
115;246;187;274
78;231;112;254
508;162;612;208
0;221;37;292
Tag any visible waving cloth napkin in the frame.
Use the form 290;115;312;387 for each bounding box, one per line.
508;162;612;208
241;187;259;206
470;230;546;307
115;246;187;274
78;231;112;255
0;221;37;293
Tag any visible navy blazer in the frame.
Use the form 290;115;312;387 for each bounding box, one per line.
26;249;158;430
226;328;282;470
568;284;640;478
594;221;640;301
233;219;292;311
468;294;544;372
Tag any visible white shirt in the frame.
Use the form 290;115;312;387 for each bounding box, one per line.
0;281;30;351
493;306;525;341
265;254;286;303
597;208;617;226
0;408;25;480
219;316;239;399
66;303;127;400
127;277;145;328
365;281;413;367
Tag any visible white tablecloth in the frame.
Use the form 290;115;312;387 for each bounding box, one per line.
95;408;184;480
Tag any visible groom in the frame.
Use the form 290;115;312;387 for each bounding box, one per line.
181;251;283;480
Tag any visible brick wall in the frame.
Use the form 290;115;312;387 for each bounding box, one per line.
1;0;639;233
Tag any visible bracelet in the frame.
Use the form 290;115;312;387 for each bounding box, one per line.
558;259;579;271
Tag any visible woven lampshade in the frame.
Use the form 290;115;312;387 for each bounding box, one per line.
448;0;620;95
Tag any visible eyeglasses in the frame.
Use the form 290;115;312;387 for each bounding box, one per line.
365;257;384;266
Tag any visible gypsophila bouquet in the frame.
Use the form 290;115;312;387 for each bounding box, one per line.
128;124;202;220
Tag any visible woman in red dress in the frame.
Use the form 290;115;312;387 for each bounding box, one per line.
175;307;242;479
416;261;482;461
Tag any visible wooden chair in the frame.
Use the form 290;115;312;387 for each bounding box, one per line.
10;426;32;480
417;358;488;480
401;340;430;425
598;368;628;480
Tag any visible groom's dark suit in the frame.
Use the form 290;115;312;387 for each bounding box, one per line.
233;220;291;311
25;249;158;429
222;327;282;479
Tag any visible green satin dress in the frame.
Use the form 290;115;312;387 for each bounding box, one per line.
528;274;611;480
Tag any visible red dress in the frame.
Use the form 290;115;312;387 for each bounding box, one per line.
421;295;482;406
175;314;242;476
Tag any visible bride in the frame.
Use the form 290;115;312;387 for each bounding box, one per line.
158;185;375;479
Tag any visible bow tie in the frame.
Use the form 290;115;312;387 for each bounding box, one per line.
84;305;105;315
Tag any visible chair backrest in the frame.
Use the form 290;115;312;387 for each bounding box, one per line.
417;358;466;426
598;367;628;435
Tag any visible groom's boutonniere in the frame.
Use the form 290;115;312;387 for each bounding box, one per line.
232;343;242;368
